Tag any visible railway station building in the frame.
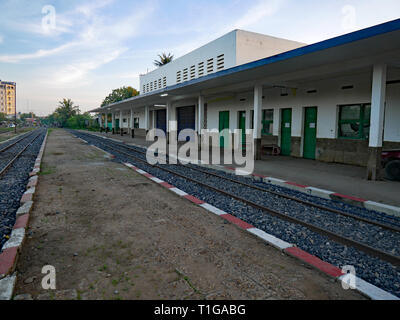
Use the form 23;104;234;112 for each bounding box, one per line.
91;19;400;181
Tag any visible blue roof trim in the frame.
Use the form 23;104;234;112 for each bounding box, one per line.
100;18;400;110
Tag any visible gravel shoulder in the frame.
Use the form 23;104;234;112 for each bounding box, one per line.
13;129;364;300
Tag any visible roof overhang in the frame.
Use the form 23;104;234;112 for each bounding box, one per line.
90;18;400;113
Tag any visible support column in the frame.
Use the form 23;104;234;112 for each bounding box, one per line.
198;95;204;150
98;113;103;129
144;106;150;133
253;84;263;160
130;108;134;136
104;113;108;132
366;64;387;180
166;101;176;145
152;110;156;130
119;110;122;135
112;112;115;134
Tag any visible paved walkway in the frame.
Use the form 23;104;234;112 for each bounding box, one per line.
83;130;400;207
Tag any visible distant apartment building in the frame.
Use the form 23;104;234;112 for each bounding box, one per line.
0;80;16;116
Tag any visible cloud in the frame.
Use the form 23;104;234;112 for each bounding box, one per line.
0;41;78;63
232;0;285;30
48;49;126;86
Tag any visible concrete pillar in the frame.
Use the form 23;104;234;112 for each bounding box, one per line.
144;106;150;132
366;64;387;181
166;101;176;145
130;108;134;134
152;110;156;129
98;113;103;128
198;96;204;149
104;113;108;132
119;110;123;134
112;112;115;134
253;84;263;160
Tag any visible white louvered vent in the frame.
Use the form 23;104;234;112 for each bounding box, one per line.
176;71;182;83
146;83;149;92
207;58;214;74
163;77;167;87
198;62;204;77
190;65;196;79
154;80;157;90
158;79;162;88
183;68;188;81
217;54;224;70
150;82;153;91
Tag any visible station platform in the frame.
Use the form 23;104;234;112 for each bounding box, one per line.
82;130;400;208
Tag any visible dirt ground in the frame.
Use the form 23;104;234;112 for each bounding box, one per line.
14;129;364;300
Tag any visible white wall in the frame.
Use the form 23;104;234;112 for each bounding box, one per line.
140;29;305;96
205;70;400;147
139;31;237;94
236;30;305;66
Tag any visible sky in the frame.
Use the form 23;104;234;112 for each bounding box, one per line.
0;0;399;116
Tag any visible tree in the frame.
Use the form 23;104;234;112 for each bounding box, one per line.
153;53;174;67
20;112;36;122
101;86;139;107
54;98;80;127
0;112;7;123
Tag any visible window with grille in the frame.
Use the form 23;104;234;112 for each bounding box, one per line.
190;65;196;79
183;68;188;81
262;109;274;135
207;58;214;74
338;104;371;140
217;54;224;70
176;71;181;83
198;62;204;77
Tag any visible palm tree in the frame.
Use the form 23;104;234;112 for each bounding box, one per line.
154;53;174;67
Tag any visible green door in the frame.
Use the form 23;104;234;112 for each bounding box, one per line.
107;114;112;130
115;119;120;130
303;107;318;159
281;108;292;156
238;111;246;146
219;111;230;148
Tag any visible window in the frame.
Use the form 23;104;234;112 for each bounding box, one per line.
217;54;224;70
190;65;195;79
338;104;371;140
262;109;274;135
207;58;214;74
198;62;204;77
134;118;139;129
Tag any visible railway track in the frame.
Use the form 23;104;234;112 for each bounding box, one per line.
72;130;400;269
0;130;42;178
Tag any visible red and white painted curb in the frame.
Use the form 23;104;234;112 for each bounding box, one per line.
0;130;48;300
121;162;399;300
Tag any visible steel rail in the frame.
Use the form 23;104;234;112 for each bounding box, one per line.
0;130;37;153
0;131;42;177
75;131;400;267
81;131;400;233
